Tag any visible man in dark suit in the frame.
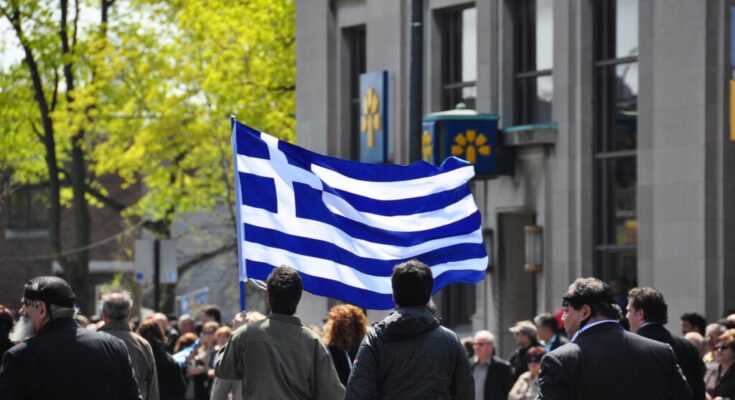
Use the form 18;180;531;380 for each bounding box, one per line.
534;313;569;352
471;330;512;400
537;277;692;400
627;287;706;400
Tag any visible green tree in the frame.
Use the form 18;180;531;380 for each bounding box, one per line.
0;0;295;312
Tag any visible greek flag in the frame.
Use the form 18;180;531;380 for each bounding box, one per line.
232;120;488;310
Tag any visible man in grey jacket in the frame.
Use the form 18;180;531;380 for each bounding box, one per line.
345;259;474;399
216;265;344;399
100;290;159;400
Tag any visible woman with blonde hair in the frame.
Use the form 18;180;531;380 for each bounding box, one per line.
322;304;368;385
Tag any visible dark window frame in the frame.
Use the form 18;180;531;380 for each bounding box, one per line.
345;25;366;161
7;185;49;231
439;6;477;110
593;0;638;283
513;0;553;125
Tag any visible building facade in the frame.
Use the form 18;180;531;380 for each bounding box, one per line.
296;0;735;356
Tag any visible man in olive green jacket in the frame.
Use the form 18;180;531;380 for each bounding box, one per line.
100;290;159;400
215;266;344;399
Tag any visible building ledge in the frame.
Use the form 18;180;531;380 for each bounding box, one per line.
502;123;558;147
4;229;49;239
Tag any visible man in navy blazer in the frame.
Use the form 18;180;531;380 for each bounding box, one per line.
627;287;706;400
536;277;692;400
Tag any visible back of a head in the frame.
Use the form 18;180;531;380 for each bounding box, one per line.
628;287;668;325
0;305;14;336
102;290;133;321
392;260;433;307
681;312;707;334
201;305;222;324
266;265;303;315
534;313;559;334
564;277;621;320
323;304;368;350
137;320;165;349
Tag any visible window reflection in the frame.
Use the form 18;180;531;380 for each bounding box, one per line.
616;0;638;58
441;7;477;110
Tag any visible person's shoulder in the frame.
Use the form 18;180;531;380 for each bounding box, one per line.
546;340;581;359
492;356;512;369
623;329;673;353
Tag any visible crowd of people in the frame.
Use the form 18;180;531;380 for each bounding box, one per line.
1;266;735;399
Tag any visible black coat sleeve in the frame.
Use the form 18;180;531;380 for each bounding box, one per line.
450;339;474;400
536;353;569;400
0;350;24;399
344;332;378;400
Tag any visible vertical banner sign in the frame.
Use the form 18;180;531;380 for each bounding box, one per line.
359;70;388;162
422;121;436;164
443;120;497;175
731;7;735;141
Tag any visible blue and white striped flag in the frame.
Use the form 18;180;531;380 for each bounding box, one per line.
231;120;488;310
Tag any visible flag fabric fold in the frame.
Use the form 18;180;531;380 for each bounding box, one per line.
231;120;488;310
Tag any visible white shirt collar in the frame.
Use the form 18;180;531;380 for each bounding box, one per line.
571;320;618;342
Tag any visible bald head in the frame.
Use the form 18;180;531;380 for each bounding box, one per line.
101;290;133;321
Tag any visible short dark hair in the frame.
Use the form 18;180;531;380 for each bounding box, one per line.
201;305;222;324
681;312;707;334
534;313;560;334
562;278;621;320
266;265;303;315
391;260;433;307
628;287;668;325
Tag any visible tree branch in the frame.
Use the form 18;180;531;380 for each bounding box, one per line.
177;241;237;276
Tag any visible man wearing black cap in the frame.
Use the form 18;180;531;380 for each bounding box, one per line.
0;276;142;399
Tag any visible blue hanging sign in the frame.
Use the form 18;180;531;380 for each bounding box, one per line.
359;70;388;163
443;120;498;175
422;121;436;165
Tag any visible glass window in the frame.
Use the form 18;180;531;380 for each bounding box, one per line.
345;26;366;160
594;0;638;285
441;6;477;110
8;185;49;230
514;0;553;125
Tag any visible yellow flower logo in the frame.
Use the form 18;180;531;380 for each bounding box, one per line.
422;131;433;162
360;87;382;148
451;129;491;164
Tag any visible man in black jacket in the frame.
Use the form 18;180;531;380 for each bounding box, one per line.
471;330;512;400
537;277;692;400
0;276;142;400
345;260;474;399
627;287;706;400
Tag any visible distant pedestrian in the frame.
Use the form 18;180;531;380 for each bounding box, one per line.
705;323;727;364
152;313;180;354
216;265;344;399
0;305;14;361
0;276;141;399
627;287;705;400
345;259;474;399
508;345;545;400
704;329;735;398
471;330;512;400
200;305;222;325
100;290;159;400
323;304;368;385
681;312;707;336
537;277;691;400
210;325;243;400
137;320;186;400
534;313;569;352
507;320;541;382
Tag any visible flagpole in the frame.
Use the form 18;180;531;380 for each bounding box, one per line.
232;116;247;311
